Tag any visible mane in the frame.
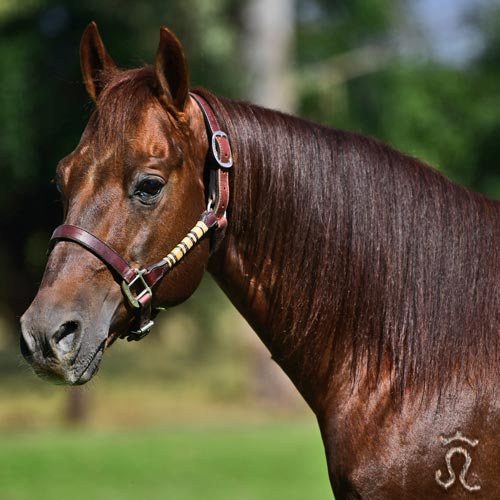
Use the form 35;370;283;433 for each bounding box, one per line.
194;88;500;399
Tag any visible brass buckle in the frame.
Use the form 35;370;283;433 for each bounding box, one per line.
121;269;152;309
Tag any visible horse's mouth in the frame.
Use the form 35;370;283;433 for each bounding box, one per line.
27;340;106;386
68;326;132;384
71;326;128;384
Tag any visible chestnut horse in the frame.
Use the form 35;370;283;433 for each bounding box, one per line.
21;23;500;499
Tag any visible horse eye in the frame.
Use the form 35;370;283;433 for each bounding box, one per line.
135;178;164;201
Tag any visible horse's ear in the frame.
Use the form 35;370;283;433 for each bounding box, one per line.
154;27;189;111
80;22;118;101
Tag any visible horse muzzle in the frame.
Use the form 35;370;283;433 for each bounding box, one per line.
20;294;110;385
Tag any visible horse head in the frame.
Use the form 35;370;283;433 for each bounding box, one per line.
20;23;215;384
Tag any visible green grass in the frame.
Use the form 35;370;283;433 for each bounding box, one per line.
0;423;333;500
0;295;333;499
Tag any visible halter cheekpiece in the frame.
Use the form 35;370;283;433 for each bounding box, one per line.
48;92;232;341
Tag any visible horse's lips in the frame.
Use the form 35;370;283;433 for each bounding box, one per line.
73;343;105;385
74;324;133;383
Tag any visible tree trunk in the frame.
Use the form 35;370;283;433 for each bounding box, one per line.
242;0;296;113
66;386;89;425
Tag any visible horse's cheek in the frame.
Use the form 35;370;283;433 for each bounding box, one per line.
155;239;210;307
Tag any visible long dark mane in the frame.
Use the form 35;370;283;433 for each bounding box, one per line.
195;88;500;397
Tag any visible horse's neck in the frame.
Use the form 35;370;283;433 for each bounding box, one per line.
206;102;341;409
196;95;500;452
205;97;500;415
207;233;328;405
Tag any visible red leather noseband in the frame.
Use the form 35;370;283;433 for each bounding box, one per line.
48;93;232;341
50;225;138;284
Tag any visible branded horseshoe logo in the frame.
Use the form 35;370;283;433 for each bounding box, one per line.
435;431;481;492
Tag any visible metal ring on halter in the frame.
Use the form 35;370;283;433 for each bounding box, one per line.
211;131;233;169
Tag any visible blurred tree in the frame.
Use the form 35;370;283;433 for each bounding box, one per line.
242;0;296;112
297;0;500;197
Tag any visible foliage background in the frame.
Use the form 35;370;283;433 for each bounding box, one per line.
1;0;500;498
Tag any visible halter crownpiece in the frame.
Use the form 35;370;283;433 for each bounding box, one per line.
190;92;232;229
49;92;232;341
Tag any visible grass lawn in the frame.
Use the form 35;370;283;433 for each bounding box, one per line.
0;422;333;500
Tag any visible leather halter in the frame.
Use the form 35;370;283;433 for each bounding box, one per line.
48;92;232;341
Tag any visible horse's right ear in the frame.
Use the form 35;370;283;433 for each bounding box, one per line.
80;22;118;101
154;27;189;111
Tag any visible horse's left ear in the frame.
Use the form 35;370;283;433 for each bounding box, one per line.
155;27;190;111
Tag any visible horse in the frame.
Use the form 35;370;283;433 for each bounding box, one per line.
20;22;500;499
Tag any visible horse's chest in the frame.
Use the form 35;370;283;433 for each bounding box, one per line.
320;388;500;499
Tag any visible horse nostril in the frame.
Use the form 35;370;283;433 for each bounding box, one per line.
53;320;80;353
20;332;33;359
